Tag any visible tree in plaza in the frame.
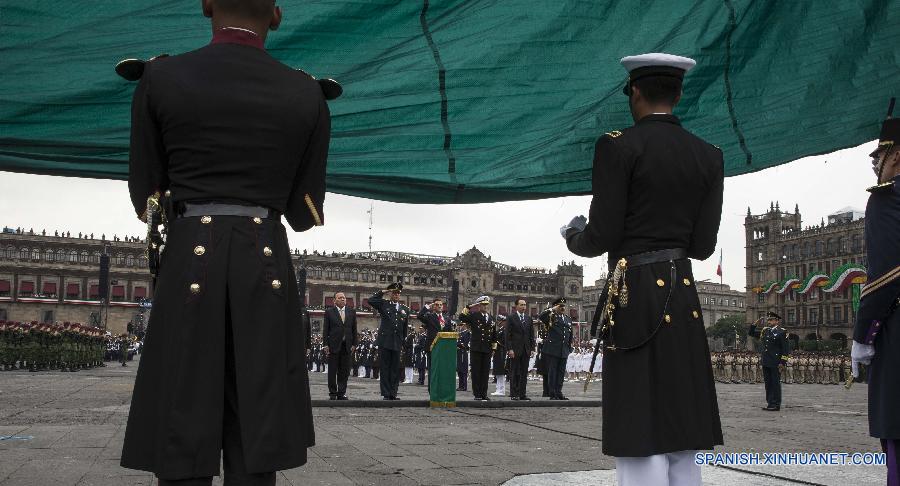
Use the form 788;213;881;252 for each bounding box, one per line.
706;314;747;349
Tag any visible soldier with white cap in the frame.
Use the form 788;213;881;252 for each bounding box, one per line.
562;52;724;485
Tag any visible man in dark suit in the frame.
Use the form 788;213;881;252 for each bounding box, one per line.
539;298;573;400
120;1;332;484
417;297;452;388
562;53;723;484
505;297;535;400
459;296;497;400
368;284;410;399
323;292;357;400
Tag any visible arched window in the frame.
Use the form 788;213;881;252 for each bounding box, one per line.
852;234;862;252
115;253;126;266
125;254;134;267
815;241;823;256
31;248;40;260
569;284;577;295
20;248;29;260
826;238;835;254
80;251;89;263
92;251;101;264
68;250;78;262
351;268;359;281
838;237;847;253
45;249;54;262
2;246;14;259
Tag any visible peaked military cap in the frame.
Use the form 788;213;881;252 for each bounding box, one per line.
620;52;696;96
386;282;403;292
551;297;567;306
871;97;898;157
766;311;782;320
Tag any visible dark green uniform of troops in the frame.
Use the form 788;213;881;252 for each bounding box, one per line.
539;299;574;400
748;312;790;410
563;53;723;484
851;103;900;484
368;284;410;399
120;2;335;483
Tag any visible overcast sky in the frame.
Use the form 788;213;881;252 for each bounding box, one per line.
0;140;875;291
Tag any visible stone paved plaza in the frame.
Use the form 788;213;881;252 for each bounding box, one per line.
0;358;888;485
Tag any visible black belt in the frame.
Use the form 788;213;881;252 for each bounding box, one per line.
178;202;279;219
608;248;687;270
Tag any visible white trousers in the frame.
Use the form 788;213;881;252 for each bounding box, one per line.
404;367;414;383
616;450;700;486
493;375;506;395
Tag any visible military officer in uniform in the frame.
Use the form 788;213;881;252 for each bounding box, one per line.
120;1;333;483
748;312;791;411
539;298;574;400
851;100;900;486
459;296;497;400
562;53;723;484
491;315;508;397
368;284;410;400
456;322;471;391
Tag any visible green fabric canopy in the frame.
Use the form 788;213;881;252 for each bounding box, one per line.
1;1;898;203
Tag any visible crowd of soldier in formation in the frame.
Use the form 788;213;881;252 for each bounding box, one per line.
0;320;136;371
711;350;851;385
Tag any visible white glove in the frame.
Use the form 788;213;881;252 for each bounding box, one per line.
559;215;587;238
851;340;875;378
535;337;544;345
589;338;598;346
424;303;431;310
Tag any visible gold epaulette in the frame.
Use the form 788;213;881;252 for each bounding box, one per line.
606;130;623;138
866;181;895;193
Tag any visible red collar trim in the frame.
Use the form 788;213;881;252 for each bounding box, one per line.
211;28;264;50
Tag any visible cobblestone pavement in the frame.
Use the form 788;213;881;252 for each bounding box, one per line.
0;357;887;485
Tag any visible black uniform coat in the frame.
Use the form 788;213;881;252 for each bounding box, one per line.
538;310;574;359
492;327;508;374
402;332;415;367
459;311;497;354
323;306;358;353
853;175;900;439
505;312;535;358
457;329;471;369
748;324;790;367
368;292;410;352
121;35;329;478
565;114;724;457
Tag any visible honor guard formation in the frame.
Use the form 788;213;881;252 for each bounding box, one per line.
0;320;134;371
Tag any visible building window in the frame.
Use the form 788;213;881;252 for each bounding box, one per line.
41;310;54;323
810;308;819;324
20;248;29;260
0;308;7;320
31;249;40;260
0;280;10;297
126;254;134;267
833;306;842;323
19;281;35;297
569;284;577;295
44;249;54;262
757;294;765;303
787;309;796;323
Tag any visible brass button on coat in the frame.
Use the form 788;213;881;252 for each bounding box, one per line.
252;217;263;224
656;279;665;287
271;279;282;289
200;216;212;224
683;278;691;286
263;247;273;257
190;283;201;294
664;314;672;323
193;245;206;256
692;310;699;318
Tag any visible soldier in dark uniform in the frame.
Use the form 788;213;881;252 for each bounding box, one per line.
456;322;471;391
415;326;428;385
120;1;332;483
459;296;497;400
491;315;508;397
402;326;416;384
539;299;573;400
851;101;900;486
562;53;723;484
748;312;791;411
368;284;410;400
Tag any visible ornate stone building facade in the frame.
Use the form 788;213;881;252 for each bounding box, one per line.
744;203;866;345
297;247;584;335
696;281;745;327
0;229;152;335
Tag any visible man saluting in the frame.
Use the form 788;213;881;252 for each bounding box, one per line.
562;53;724;485
120;1;334;484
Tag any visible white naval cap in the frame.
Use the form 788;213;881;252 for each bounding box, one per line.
620;53;696;95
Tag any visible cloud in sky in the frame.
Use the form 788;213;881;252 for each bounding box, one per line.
0;141;875;291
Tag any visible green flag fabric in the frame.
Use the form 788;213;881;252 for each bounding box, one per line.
1;1;898;203
429;332;458;407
